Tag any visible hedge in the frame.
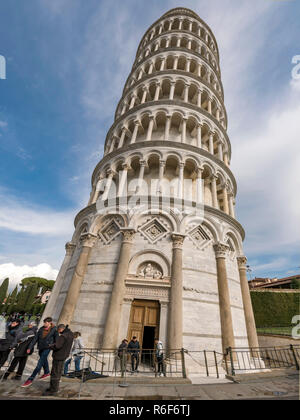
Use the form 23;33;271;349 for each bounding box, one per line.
250;290;300;327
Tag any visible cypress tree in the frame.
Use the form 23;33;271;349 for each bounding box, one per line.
0;278;9;305
6;286;18;315
24;284;39;313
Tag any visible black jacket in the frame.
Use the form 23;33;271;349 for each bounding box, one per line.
0;324;23;352
28;324;58;352
127;340;140;355
52;328;74;361
118;342;128;357
14;326;38;358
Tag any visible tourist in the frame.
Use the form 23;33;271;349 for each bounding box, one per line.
154;338;165;377
21;317;58;388
127;336;140;373
63;331;84;375
0;319;23;369
43;324;74;396
2;321;38;381
117;338;128;373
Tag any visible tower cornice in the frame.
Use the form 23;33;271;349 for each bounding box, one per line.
73;200;245;241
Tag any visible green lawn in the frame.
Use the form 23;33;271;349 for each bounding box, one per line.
256;326;293;336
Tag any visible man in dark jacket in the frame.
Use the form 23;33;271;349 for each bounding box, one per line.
43;324;74;396
127;336;140;373
21;317;58;388
0;319;23;369
2;321;37;381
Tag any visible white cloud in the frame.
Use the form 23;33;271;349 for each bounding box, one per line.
0;187;75;236
0;263;58;291
0;121;7;128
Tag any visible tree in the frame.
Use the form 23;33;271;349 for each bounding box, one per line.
5;286;18;315
24;283;39;313
0;278;9;306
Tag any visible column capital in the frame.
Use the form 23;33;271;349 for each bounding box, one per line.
139;159;147;167
159;159;166;167
120;228;136;243
65;242;76;255
197;167;204;177
122;162;130;171
80;233;98;248
237;256;248;269
171;233;186;249
213;242;230;258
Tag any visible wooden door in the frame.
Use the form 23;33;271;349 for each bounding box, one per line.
127;300;160;346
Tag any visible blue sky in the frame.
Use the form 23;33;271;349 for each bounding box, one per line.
0;0;299;288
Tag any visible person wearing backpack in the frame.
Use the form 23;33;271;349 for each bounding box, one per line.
1;321;38;381
0;319;23;369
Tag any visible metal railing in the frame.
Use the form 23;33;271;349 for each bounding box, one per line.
1;345;299;384
225;345;300;376
77;348;184;378
184;350;225;378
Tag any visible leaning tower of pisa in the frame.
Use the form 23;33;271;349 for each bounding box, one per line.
44;7;259;360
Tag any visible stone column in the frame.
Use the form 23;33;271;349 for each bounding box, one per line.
154;82;161;101
209;132;214;154
181;118;187;143
169;81;175;100
157;160;165;194
43;242;76;323
168;233;185;351
228;193;235;218
196;168;204;203
118;163;129;196
213;243;236;354
101;170;114;201
141;87;148;104
211;175;218;208
197;89;202;108
130;120;140;144
207;97;212;114
183;83;189;102
146;116;154;140
136;160;146;193
237;256;259;349
218;141;223;161
102;228;136;349
58;233;97;326
173;56;179;70
164;114;171;140
222;185;229;215
118;128;126;149
197;124;202;148
178;162;184;198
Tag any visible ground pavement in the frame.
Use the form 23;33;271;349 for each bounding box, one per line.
0;368;298;400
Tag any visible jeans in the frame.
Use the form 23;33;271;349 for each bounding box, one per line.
28;349;50;381
64;355;83;374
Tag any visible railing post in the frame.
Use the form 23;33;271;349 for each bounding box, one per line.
290;345;299;370
214;351;219;378
228;347;235;376
181;348;187;378
204;350;209;377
